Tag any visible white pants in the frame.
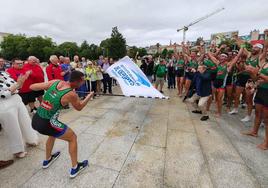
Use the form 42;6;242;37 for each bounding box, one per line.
189;94;211;115
0;94;38;154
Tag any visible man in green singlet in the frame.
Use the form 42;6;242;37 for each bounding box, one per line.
30;70;94;178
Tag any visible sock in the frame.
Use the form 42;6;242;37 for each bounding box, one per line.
72;164;78;169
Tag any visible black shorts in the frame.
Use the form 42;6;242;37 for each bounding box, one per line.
235;74;250;88
34;90;44;98
213;79;226;89
254;87;268;107
32;113;68;138
226;75;233;86
175;69;184;77
211;72;217;81
19;91;36;105
185;72;194;81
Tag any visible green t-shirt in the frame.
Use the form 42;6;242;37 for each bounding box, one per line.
203;60;217;74
155;64;166;77
37;81;72;119
176;59;185;70
259;67;268;89
216;64;228;80
242;57;259;75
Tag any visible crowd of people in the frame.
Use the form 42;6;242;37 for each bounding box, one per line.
0;30;268;175
138;29;268;150
0;54;117;172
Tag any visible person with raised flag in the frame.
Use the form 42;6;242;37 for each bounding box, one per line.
30;70;94;178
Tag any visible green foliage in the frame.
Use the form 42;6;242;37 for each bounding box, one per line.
127;46;147;58
0;27;127;61
161;48;168;58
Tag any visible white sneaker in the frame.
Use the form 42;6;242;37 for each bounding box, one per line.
229;109;238;115
241;115;251;122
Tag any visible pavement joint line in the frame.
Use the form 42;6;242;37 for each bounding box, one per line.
111;102;153;188
215;115;262;187
163;98;171;188
186;104;216;188
88;163;120;173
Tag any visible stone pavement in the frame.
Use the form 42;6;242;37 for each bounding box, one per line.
0;87;268;188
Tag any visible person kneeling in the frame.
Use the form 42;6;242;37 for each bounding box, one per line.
188;65;211;121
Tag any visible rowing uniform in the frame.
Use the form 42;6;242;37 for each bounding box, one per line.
32;81;72;137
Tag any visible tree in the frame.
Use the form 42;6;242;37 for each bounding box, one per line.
107;27;127;60
161;48;168;58
167;50;174;58
58;42;79;59
27;36;55;61
0;34;29;60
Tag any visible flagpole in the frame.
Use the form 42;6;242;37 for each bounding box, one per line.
75;91;169;100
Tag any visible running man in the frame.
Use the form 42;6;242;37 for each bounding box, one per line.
30;70;94;178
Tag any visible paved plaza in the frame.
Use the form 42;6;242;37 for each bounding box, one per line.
0;87;268;188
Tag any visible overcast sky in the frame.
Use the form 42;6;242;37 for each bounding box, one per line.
0;0;267;47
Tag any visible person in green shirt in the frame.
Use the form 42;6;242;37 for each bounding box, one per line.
30;71;94;178
175;53;186;97
154;59;167;93
242;30;268;150
207;48;242;117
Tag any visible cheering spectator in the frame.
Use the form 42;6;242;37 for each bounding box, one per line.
96;65;103;96
71;55;80;69
154;59;167;93
102;57;112;94
61;57;72;81
24;56;45;103
7;59;37;113
46;55;64;81
167;57;176;89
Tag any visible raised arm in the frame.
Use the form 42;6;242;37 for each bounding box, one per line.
207;51;220;65
227;48;243;72
30;80;56;91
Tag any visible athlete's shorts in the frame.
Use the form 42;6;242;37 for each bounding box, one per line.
19;91;36;105
226;75;233;87
32;112;68;138
175;69;184;77
254;87;268;108
185;72;194;81
210;72;217;82
235;74;251;88
213;79;226;89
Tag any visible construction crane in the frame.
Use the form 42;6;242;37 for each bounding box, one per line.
177;7;225;42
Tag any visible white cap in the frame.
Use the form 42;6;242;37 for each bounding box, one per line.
253;43;263;49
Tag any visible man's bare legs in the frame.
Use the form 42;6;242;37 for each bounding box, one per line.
215;89;225;117
58;128;78;167
242;104;263;137
257;107;268;150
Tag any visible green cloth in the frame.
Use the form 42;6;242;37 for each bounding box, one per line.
203;60;217;74
216;64;227;80
259;67;268;89
154;64;166;78
37;81;72;119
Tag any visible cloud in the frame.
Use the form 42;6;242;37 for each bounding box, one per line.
0;0;267;47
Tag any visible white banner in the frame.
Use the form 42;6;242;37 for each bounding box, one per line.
106;56;168;99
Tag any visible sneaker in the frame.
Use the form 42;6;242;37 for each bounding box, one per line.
70;160;89;178
42;151;61;169
228;109;238;115
160;90;164;93
192;110;202;114
200;116;209;121
241;115;251;122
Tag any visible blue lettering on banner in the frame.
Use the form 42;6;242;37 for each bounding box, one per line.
112;65;150;87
